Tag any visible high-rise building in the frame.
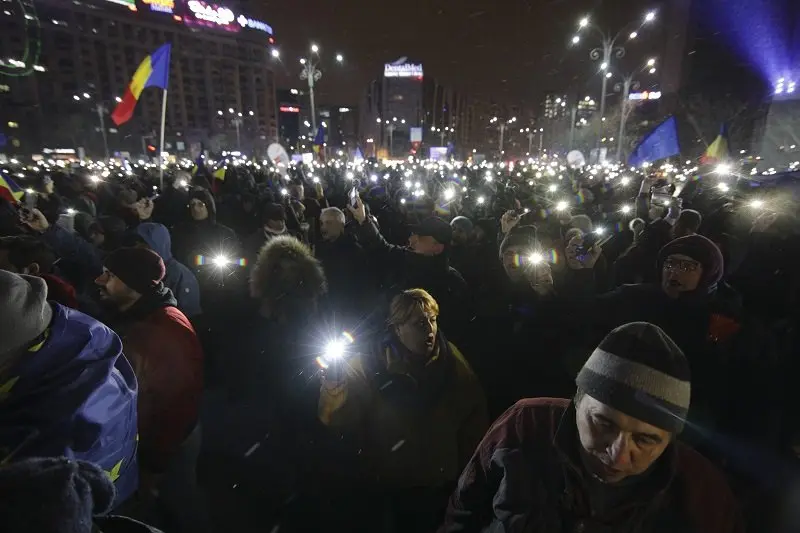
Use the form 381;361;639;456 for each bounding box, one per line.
0;0;279;157
543;93;568;120
360;60;476;157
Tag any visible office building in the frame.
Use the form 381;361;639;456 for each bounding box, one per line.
543;93;568;120
0;0;278;157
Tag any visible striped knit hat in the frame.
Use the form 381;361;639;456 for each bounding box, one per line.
576;322;691;433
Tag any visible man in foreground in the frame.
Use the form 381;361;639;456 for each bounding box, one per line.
440;322;744;533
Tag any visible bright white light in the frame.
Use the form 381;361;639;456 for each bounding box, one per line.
649;68;657;74
271;49;280;58
300;58;307;65
311;44;319;53
25;188;34;194
749;199;764;209
73;95;81;101
212;255;230;267
605;72;613;78
89;175;100;183
548;184;557;192
336;54;344;62
572;35;580;44
82;92;90;99
647;58;656;66
629;31;638;39
370;174;378;183
579;17;589;28
444;189;455;200
400;198;407;205
555;200;569;212
115;96;122;103
621;205;632;214
477;196;486;205
280;188;288;196
600;62;608;70
178;179;188;188
717;182;730;192
324;339;345;361
594;227;606;235
715;163;731;176
66;208;77;215
645;11;656;22
528;252;544;265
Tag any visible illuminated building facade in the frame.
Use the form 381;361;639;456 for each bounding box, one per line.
543;93;567;120
0;0;278;156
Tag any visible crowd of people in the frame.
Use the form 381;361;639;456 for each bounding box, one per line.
0;153;798;533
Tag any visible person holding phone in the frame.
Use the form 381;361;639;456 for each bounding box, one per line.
347;193;472;343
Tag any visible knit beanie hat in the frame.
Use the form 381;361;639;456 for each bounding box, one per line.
0;457;115;533
104;247;166;295
658;234;724;292
0;271;53;365
499;225;538;258
570;214;593;234
576;322;691;433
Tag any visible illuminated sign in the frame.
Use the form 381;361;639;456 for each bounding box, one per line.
628;91;662;100
183;1;274;36
186;1;235;26
237;14;273;35
280;106;300;113
384;63;424;79
142;0;175;13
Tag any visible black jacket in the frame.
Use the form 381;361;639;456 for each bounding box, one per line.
315;233;374;319
355;219;472;341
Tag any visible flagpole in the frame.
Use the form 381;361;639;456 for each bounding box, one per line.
158;88;168;190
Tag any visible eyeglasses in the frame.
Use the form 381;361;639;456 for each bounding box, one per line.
663;258;700;273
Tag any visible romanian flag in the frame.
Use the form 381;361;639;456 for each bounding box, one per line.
212;167;226;181
700;124;729;165
0;174;24;204
111;44;171;126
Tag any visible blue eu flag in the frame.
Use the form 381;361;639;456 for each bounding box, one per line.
628;116;680;167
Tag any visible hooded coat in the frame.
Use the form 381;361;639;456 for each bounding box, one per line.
134;223;202;318
0;303;139;506
171;189;238;269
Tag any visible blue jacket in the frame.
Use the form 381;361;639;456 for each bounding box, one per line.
0;303;139;505
135;223;202;318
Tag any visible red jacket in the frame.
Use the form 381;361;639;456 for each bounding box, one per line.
441;398;745;533
123;305;204;472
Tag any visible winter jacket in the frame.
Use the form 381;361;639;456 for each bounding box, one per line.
315;233;375;318
319;331;488;489
441;398;745;533
355;218;473;340
171;218;238;268
134;223;202;318
0;303;139;505
108;287;204;473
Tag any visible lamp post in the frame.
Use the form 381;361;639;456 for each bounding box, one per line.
74;91;113;159
614;58;657;161
571;11;657;152
299;44;344;134
490;116;516;155
526;128;534;154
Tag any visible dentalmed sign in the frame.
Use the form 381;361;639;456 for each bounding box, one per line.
384;63;424;79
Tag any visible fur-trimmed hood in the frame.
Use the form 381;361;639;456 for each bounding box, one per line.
249;235;327;312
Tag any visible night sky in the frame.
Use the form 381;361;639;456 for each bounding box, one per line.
257;0;655;109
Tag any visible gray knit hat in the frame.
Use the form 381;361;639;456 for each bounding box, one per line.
0;271;53;364
576;322;691;433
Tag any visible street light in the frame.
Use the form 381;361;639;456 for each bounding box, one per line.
572;10;658;153
647;58;656;66
579;17;589;28
490;117;517;154
629;31;638;39
299;43;342;133
271;48;280;59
